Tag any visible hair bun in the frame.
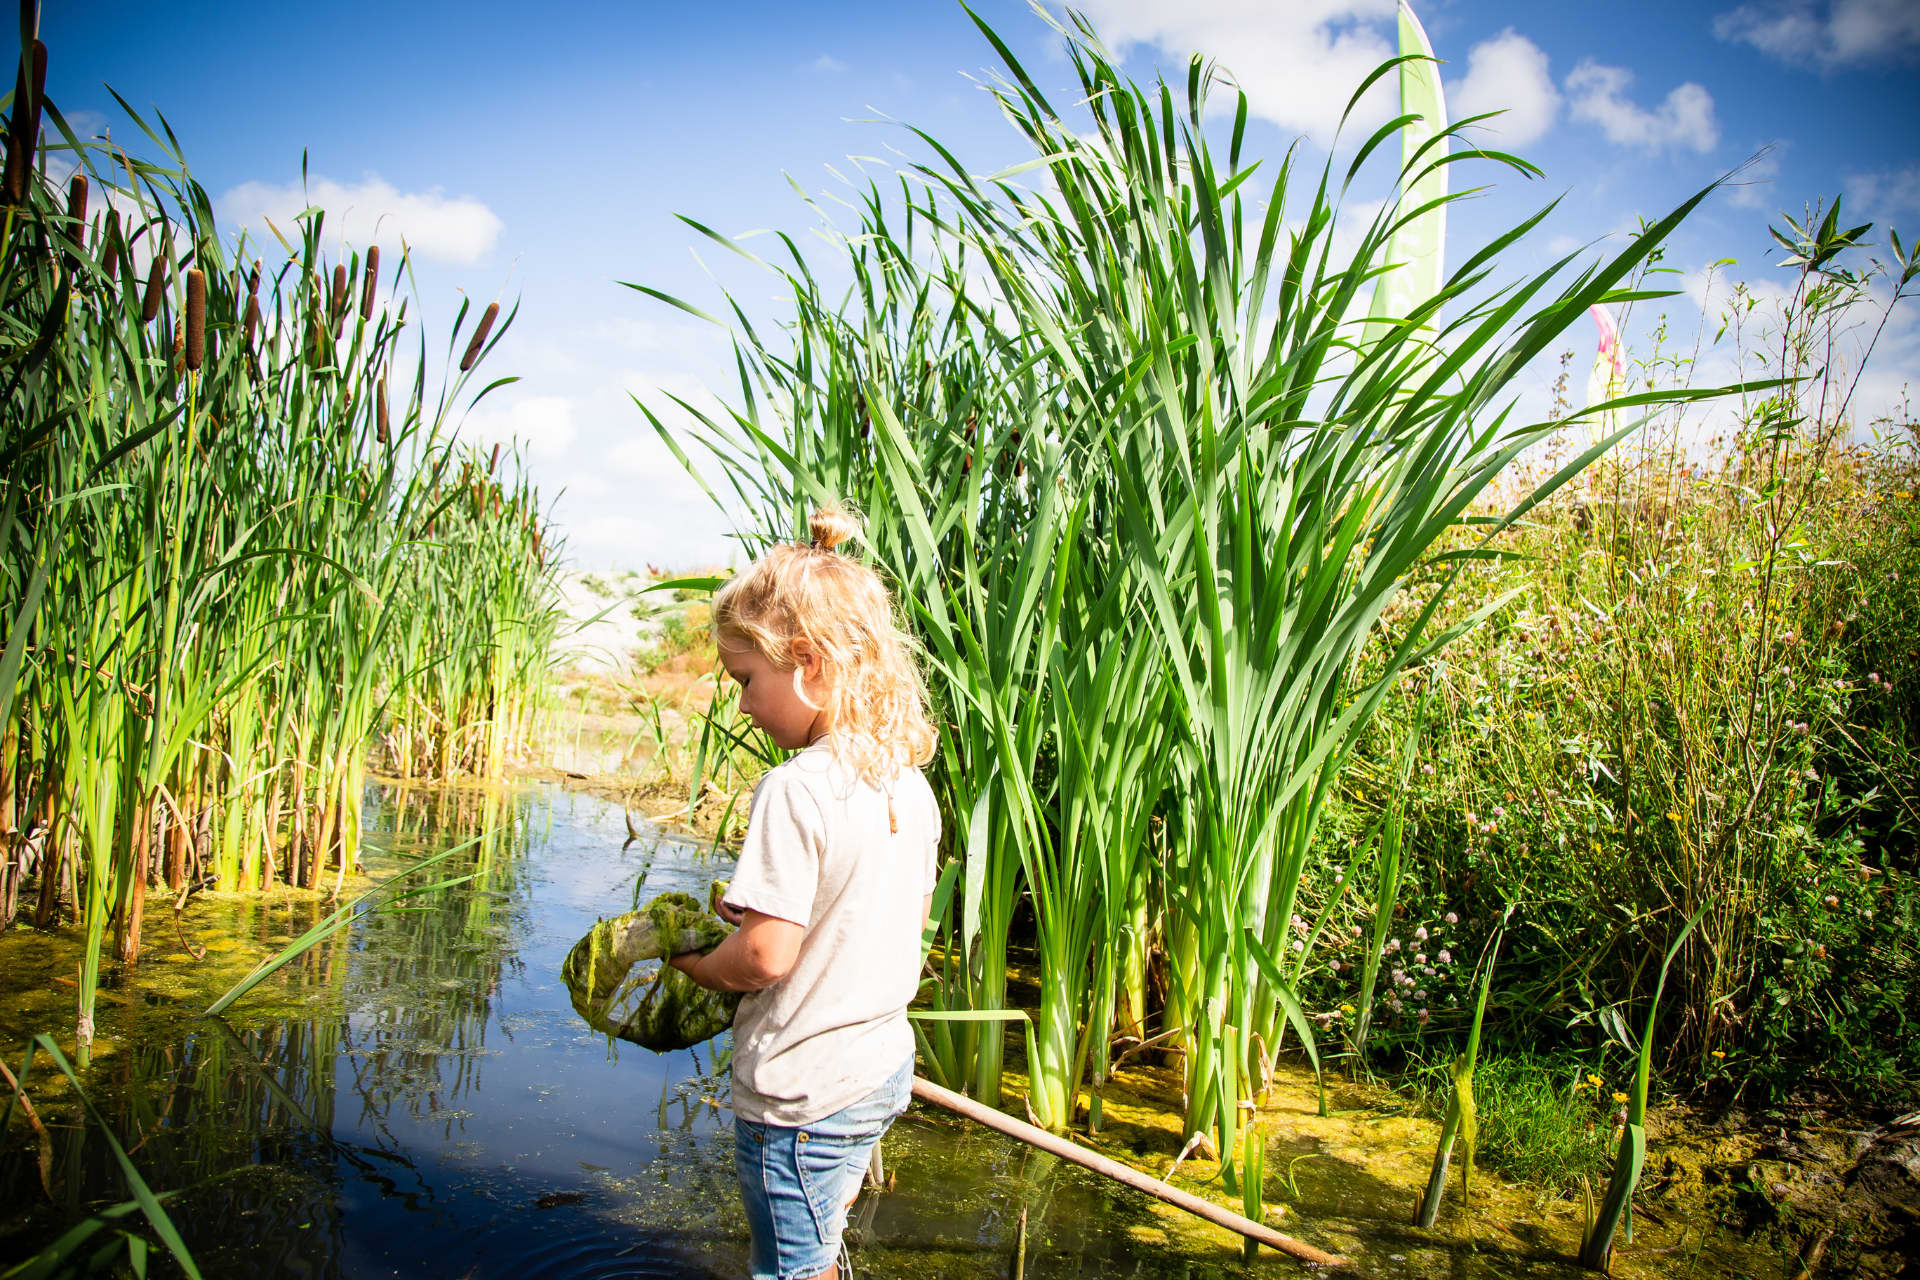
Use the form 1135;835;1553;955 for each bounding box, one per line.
809;503;860;553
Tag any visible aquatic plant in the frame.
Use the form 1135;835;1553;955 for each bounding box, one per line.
0;24;561;1052
633;1;1743;1177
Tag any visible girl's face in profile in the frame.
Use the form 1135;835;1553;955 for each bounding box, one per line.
719;636;828;751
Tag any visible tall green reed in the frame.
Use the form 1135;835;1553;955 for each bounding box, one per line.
0;39;559;1055
631;4;1749;1178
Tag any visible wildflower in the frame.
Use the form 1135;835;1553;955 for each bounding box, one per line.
1864;908;1874;920
1414;952;1427;965
1351;925;1363;938
1339;1003;1355;1015
1824;894;1839;908
1444;912;1458;925
1414;926;1429;942
1805;769;1819;782
1587;1073;1603;1088
1291;913;1307;931
1437;949;1451;964
1869;672;1881;684
1666;811;1683;822
1386;938;1401;953
1414;988;1428;1000
1612;1091;1629;1104
1813;944;1826;960
1417;1009;1430;1025
1329;960;1341;973
1420;763;1435;776
1423;965;1436;976
1711;1050;1726;1060
1573;1080;1588;1092
1291;939;1305;953
1491;805;1506;819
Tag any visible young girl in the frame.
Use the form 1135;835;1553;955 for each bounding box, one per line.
669;504;939;1280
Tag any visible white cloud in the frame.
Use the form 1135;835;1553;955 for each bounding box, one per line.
1067;0;1399;144
811;53;848;72
1449;29;1560;147
1846;163;1920;225
1714;0;1920;69
1564;61;1719;153
216;173;503;264
459;393;579;459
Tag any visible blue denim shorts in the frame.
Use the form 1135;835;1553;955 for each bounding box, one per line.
734;1059;913;1280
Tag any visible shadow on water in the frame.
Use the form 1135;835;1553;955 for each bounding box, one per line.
2;782;1775;1278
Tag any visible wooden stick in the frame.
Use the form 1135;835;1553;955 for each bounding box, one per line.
910;1076;1347;1267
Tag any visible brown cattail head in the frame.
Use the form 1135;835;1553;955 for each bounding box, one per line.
247;260;260;297
460;301;499;372
489;442;501;475
243;292;261;350
3;41;47;206
100;209;120;285
141;246;168;323
360;245;379;320
1;132;23;206
376;376;390;444
330;262;347;335
184;268;205;371
64;174;87;246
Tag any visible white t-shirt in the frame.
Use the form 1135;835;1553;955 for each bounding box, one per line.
722;740;940;1126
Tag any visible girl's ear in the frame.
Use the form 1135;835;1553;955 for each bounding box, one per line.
790;638;825;680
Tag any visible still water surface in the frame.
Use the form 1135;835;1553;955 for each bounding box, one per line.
0;782;1768;1278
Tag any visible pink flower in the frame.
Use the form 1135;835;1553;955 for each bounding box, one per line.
1444;912;1458;925
1329;959;1342;973
1414;926;1429;942
1438;949;1451;964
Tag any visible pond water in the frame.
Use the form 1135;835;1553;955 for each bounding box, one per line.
1;782;1780;1278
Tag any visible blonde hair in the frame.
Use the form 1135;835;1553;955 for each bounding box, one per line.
713;504;937;785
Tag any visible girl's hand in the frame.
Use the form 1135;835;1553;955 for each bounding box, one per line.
668;950;709;978
714;898;748;927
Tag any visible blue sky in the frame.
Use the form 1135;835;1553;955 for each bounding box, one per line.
45;0;1920;569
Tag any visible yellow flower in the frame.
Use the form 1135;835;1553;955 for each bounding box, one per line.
1339;1003;1355;1015
1665;811;1683;822
1587;1073;1603;1087
1612;1091;1629;1104
1711;1050;1726;1060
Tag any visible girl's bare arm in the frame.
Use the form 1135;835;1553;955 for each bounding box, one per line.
668;908;804;992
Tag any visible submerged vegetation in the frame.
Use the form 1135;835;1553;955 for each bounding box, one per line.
0;20;561;1055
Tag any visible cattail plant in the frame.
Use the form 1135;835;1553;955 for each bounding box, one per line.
141;244;167;323
360;245;379;319
63;173;86;245
100;207;120;284
1;38;45;204
460;301;498;371
0;47;556;1058
184;267;204;372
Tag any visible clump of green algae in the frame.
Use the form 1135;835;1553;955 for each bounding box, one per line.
562;887;739;1053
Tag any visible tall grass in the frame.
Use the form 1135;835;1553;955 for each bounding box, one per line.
0;36;560;1056
634;5;1743;1182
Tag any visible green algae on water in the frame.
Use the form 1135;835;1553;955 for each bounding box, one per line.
562;890;739;1053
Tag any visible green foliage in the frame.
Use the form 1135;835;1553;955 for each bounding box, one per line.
1470;1054;1619;1192
0;31;561;1048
